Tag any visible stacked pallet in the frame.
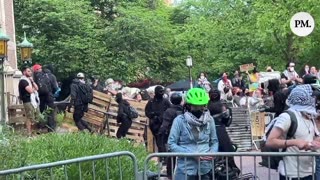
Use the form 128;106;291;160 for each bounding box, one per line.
7;104;26;125
106;99;152;149
83;91;112;133
64;90;154;152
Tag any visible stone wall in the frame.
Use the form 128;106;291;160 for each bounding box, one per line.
0;0;21;122
0;0;17;69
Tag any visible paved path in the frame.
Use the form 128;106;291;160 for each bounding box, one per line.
235;155;278;180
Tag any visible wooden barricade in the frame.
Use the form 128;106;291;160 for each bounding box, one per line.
6;92;26;126
83;91;112;133
64;91;112;134
106;99;154;152
64;90;154;152
7;104;27;125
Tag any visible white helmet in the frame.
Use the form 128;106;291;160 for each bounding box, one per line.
77;72;85;78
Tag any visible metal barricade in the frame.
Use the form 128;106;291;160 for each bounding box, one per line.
144;152;319;180
0;151;138;180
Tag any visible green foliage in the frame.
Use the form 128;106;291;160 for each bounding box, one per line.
0;133;152;179
14;0;320;83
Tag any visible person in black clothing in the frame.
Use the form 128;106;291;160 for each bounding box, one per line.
208;89;240;174
115;93;133;138
67;73;92;132
91;76;104;92
33;64;57;132
43;66;60;98
232;70;246;91
158;92;183;178
263;79;287;118
145;86;171;153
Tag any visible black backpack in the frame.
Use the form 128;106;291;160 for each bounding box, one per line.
260;110;298;170
34;72;51;96
126;106;139;119
78;83;93;104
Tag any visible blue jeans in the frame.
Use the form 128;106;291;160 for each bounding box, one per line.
316;156;320;179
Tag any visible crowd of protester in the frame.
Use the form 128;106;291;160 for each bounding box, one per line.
17;61;320;179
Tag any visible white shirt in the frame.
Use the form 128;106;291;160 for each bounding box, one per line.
218;79;232;100
274;110;316;178
121;87;141;99
20;76;39;108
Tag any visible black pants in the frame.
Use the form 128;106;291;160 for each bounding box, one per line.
39;94;56;132
150;122;166;153
158;132;176;177
216;125;239;170
279;174;313;180
73;105;91;132
116;119;132;138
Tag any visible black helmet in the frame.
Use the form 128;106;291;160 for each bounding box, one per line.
170;92;183;105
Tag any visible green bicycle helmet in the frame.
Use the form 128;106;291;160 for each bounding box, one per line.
186;88;209;105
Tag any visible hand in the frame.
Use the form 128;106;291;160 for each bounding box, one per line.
29;77;34;82
294;139;311;150
309;140;320;150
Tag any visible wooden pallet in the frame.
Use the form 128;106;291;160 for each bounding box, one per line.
8;104;27;125
63;90;154;152
105;99;154;152
64;91;112;134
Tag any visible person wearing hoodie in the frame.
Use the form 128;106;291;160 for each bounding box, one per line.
32;64;56;132
263;79;288;118
158;92;184;179
115;93;133;138
208;89;240;175
168;88;218;179
43;64;60;98
145;86;171;154
67;73;92;132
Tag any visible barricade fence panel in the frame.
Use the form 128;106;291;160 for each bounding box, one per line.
1;151;319;180
144;152;319;180
227;108;252;151
0;151;138;180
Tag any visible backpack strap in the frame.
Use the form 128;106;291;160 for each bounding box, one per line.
284;110;298;139
280;110;298;152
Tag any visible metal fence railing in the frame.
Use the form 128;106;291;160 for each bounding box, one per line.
1;151;319;180
143;152;320;180
0;151;138;180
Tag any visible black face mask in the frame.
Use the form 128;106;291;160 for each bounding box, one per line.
155;93;164;99
191;110;203;119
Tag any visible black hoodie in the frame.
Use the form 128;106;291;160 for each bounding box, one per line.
265;79;287;117
116;96;131;123
43;68;59;94
160;104;183;134
70;78;83;106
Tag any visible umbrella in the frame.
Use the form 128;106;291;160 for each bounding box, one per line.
166;79;197;91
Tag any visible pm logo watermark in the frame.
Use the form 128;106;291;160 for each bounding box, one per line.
290;12;315;37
